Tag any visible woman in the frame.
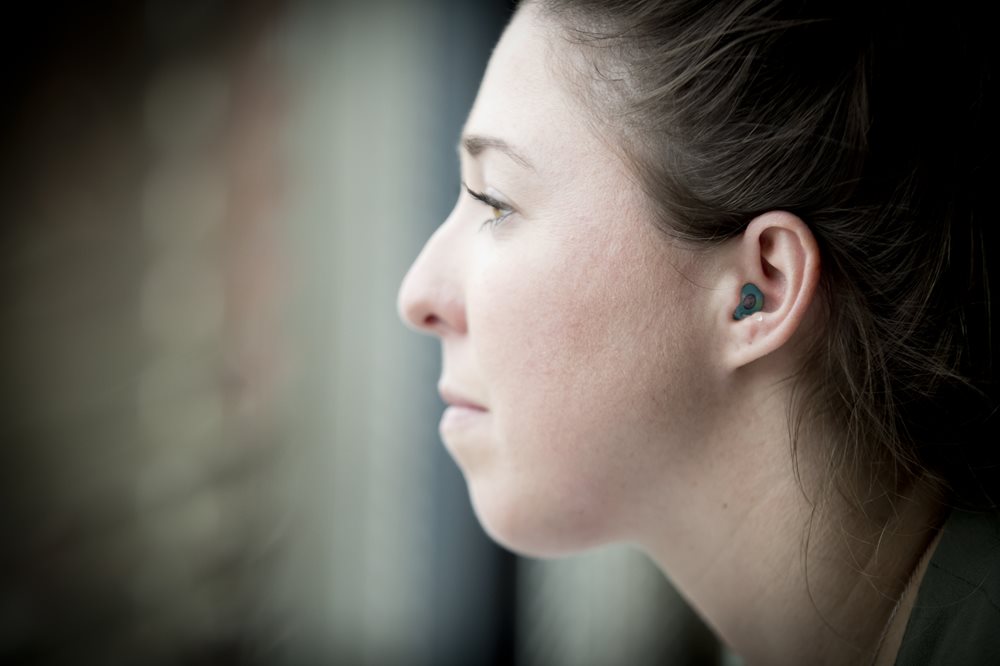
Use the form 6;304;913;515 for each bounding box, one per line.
398;1;998;664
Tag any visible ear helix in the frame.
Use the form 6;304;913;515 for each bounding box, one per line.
733;283;764;320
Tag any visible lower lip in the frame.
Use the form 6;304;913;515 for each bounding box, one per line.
439;405;489;431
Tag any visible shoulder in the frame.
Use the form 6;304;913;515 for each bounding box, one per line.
895;509;1000;666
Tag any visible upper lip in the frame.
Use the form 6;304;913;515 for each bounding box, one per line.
438;384;487;411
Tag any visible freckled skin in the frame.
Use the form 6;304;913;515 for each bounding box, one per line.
399;5;722;556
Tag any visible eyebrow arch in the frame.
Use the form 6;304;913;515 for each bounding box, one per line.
460;134;535;171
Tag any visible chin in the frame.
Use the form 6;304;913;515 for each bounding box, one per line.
466;477;612;558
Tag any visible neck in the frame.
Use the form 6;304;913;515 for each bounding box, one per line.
632;388;943;665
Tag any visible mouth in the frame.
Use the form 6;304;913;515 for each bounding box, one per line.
438;385;488;412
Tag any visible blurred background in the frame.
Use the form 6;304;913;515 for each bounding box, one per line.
0;1;722;664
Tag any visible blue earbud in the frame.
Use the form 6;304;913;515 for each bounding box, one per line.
733;283;764;320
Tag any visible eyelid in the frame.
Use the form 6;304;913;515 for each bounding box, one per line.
462;182;513;212
461;181;517;231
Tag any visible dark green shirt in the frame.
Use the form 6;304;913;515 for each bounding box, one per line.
895;509;1000;665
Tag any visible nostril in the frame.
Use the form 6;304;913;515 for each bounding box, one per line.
397;269;466;336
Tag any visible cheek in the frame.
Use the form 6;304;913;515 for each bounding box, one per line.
464;231;710;554
474;228;704;424
474;235;629;425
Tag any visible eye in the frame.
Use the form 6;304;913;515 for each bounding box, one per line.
463;183;514;230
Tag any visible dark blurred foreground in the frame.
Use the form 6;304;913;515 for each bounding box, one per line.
2;2;290;663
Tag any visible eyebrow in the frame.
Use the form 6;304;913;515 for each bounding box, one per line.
460;134;535;171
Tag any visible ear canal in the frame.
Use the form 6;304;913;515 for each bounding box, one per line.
733;283;764;320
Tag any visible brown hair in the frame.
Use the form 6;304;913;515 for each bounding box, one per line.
531;0;998;510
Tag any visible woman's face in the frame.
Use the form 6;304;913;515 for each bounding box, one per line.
398;5;721;556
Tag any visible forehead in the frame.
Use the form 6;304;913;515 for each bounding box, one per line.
463;6;604;175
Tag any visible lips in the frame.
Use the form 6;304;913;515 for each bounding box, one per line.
438;384;488;412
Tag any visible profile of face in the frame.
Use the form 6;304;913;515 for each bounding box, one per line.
398;4;724;557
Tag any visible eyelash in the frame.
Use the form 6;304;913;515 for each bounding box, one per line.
463;182;514;230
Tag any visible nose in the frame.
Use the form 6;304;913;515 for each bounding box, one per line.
397;222;468;337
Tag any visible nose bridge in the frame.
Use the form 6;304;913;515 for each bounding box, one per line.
397;217;468;336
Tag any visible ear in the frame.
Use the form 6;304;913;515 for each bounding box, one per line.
718;211;821;369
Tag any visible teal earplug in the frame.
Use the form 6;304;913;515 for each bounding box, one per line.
733;283;764;320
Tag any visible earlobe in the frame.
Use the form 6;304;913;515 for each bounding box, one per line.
722;211;821;369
